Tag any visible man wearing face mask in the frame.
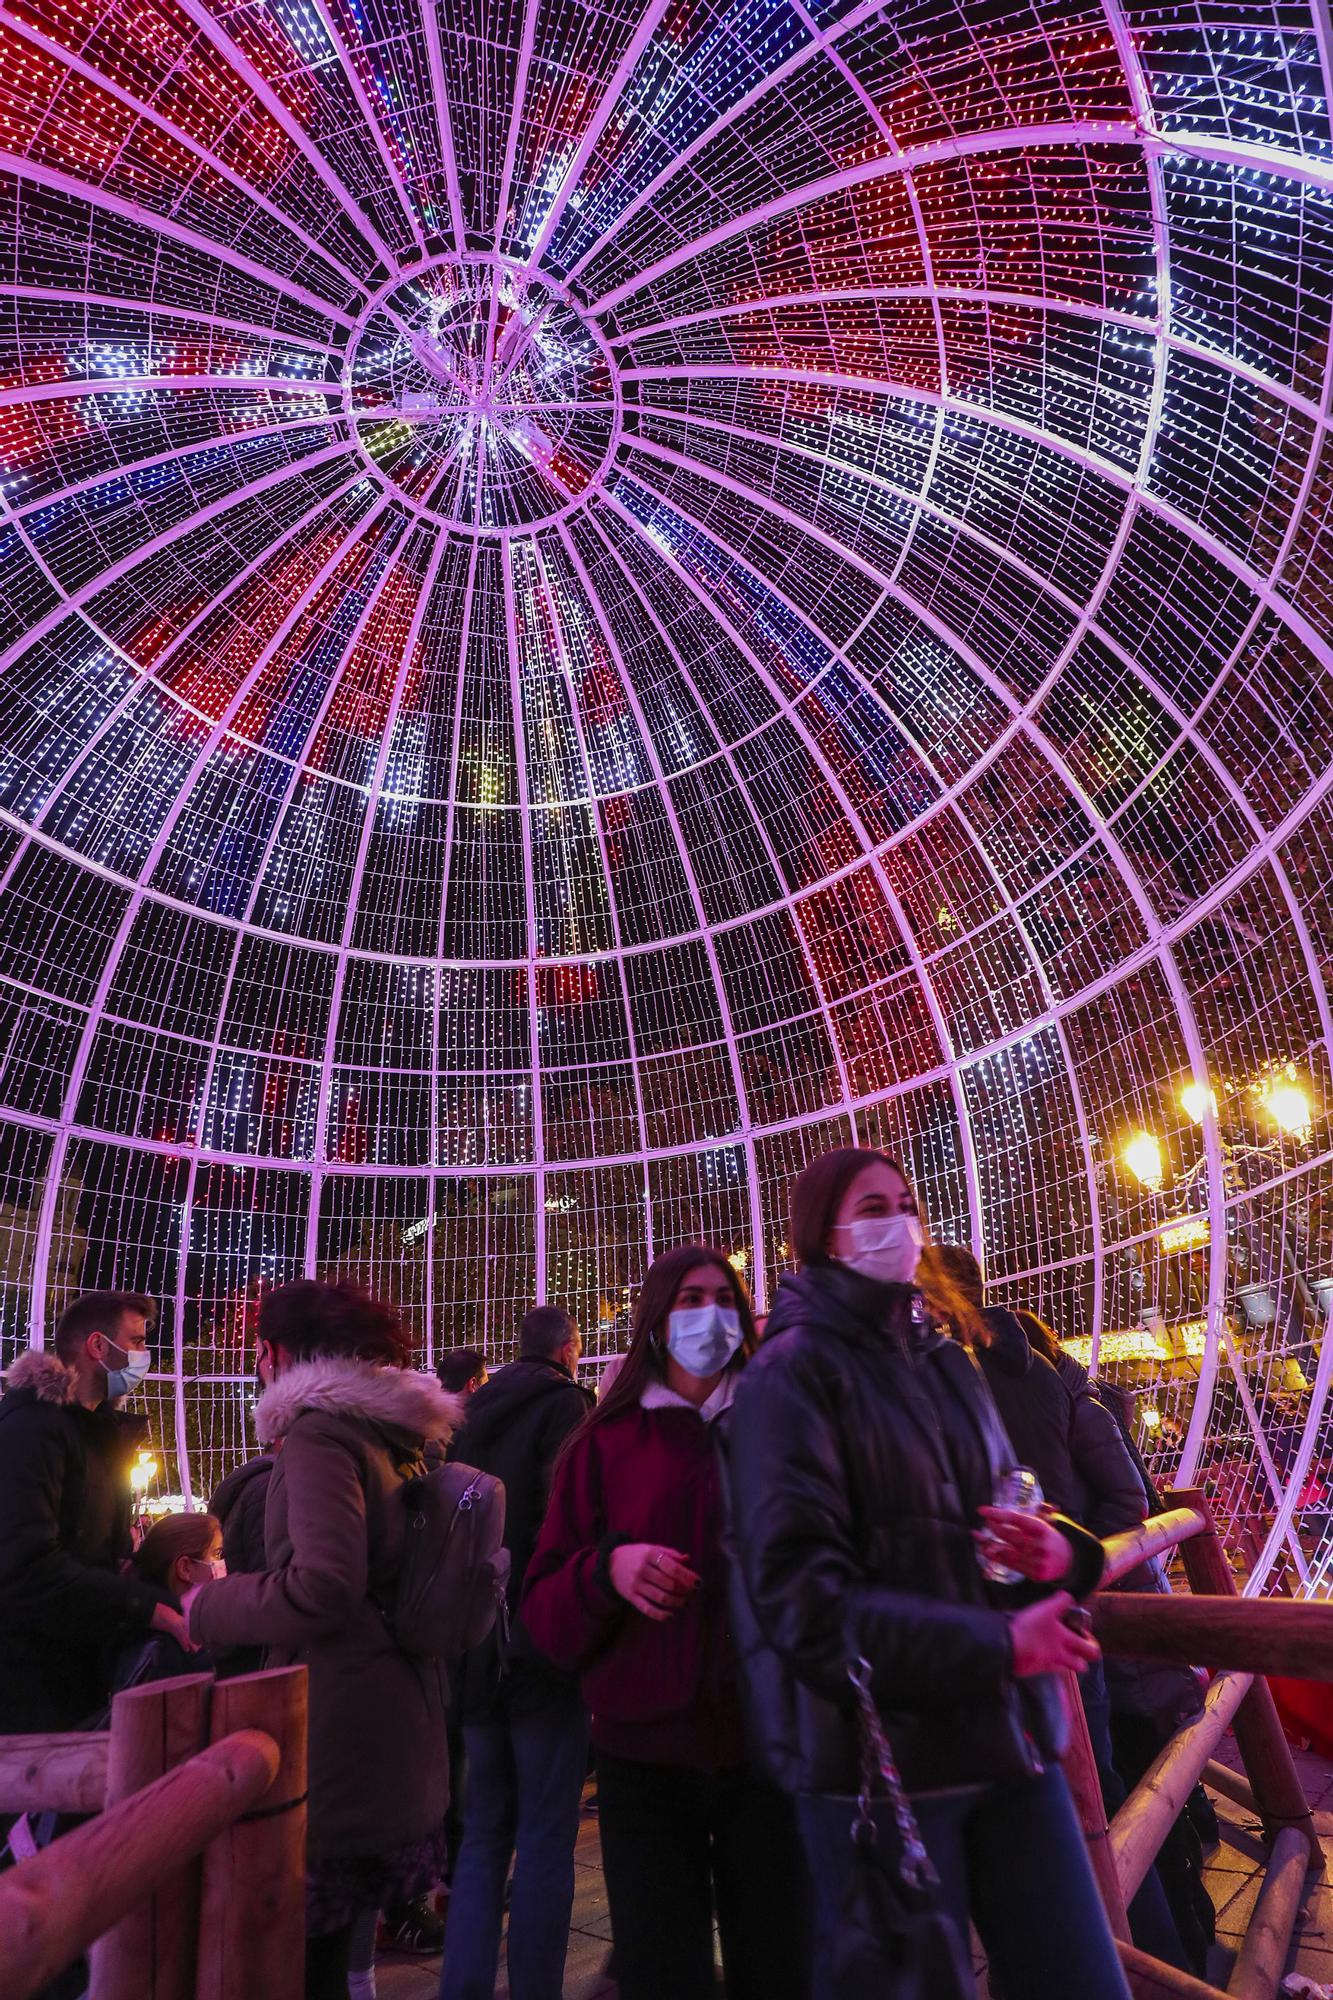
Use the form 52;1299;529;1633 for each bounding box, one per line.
0;1290;190;1734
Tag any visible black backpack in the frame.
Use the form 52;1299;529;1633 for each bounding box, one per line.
391;1460;510;1658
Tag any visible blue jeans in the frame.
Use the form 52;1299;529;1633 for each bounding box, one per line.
439;1684;589;2000
798;1765;1131;2000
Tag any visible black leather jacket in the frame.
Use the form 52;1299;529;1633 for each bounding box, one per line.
724;1263;1104;1796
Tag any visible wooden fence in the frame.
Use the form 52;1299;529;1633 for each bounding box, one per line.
1064;1489;1324;2000
0;1665;306;2000
2;1496;1332;1999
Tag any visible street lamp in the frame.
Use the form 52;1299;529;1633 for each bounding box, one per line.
1258;1075;1314;1144
1179;1082;1217;1125
1112;1068;1322;1510
1121;1130;1166;1194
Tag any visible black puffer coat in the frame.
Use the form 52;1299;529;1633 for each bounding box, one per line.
725;1263;1104;1797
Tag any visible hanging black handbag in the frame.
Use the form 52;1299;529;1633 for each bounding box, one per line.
832;1657;976;2000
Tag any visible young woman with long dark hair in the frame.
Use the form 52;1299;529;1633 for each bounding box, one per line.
522;1244;806;2000
726;1147;1132;2000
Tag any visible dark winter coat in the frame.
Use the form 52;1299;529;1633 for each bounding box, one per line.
724;1264;1104;1798
974;1307;1081;1516
208;1453;274;1674
210;1453;274;1573
1050;1352;1152;1537
189;1357;463;1861
447;1355;593;1720
523;1379;748;1770
0;1349;164;1730
112;1627;214;1698
1083;1369;1163;1513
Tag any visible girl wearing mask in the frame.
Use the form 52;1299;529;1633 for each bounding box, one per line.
727;1148;1131;2000
113;1512;224;1689
523;1245;806;2000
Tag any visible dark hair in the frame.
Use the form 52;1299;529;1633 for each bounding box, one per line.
560;1245;756;1466
930;1243;985;1308
54;1290;157;1365
921;1243;991;1349
520;1306;578;1362
132;1512;221;1592
258;1279;411;1368
789;1147;913;1268
1014;1309;1061;1368
437;1346;487;1391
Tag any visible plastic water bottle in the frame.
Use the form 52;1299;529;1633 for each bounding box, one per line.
980;1465;1044;1584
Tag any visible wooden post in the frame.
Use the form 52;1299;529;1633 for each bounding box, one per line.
1165;1489;1319;1857
1060;1669;1131;1939
1117;1940;1230;2000
0;1732;110;1815
0;1730;278;2000
1225;1824;1313;1998
1109;1670;1253;1903
1202;1759;1259;1817
196;1666;307;2000
89;1673;214;2000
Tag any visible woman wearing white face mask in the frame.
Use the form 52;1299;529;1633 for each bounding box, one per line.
523;1245;808;2000
727;1147;1131;2000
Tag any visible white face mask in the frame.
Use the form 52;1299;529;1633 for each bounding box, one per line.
840;1213;924;1286
200;1558;227;1582
666;1304;744;1379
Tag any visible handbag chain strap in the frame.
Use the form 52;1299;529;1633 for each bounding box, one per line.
848;1656;938;1892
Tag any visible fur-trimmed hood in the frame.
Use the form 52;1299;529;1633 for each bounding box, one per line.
254;1355;463;1448
4;1349;76;1405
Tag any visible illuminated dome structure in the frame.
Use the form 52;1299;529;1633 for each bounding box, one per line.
0;0;1330;1591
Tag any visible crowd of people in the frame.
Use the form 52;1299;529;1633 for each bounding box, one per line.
0;1143;1221;2000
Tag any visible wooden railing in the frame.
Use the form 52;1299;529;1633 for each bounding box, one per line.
0;1665;307;2000
2;1499;1328;2000
1065;1489;1326;2000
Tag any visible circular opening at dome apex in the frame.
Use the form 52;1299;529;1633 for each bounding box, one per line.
344;254;621;534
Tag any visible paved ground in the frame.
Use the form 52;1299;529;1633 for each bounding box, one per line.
377;1741;1333;1999
1205;1738;1333;1992
377;1802;615;2000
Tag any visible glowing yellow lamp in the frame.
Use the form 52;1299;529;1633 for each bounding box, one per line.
1140;1404;1163;1432
727;1249;749;1273
1179;1082;1216;1124
1121;1130;1165;1192
129;1451;157;1493
1260;1077;1313;1143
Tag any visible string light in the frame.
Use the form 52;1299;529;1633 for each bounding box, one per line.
0;0;1326;1591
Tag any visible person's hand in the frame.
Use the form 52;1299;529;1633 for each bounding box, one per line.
150;1601;200;1653
1009;1594;1100;1678
608;1543;700;1621
976;1506;1073;1583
